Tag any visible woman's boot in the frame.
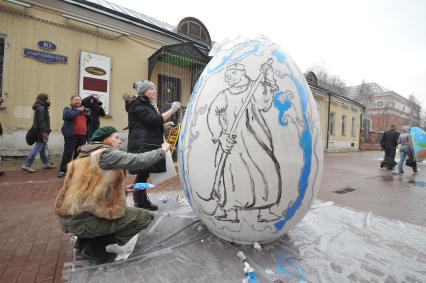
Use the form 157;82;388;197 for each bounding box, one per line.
140;190;158;211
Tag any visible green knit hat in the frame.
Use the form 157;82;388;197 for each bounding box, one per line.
91;126;118;142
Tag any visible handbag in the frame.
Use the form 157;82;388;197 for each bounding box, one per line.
406;158;415;168
25;126;39;145
406;149;416;168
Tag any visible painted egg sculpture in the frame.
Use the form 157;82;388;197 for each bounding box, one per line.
411;127;426;161
178;36;323;244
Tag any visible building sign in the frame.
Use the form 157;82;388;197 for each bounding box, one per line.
38;41;56;51
79;51;111;114
23;48;68;64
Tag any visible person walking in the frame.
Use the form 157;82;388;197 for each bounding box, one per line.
125;80;180;211
380;124;400;170
57;96;89;177
398;126;418;173
21;93;55;173
55;126;171;264
82;94;105;140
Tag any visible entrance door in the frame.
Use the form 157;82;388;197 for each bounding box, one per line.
158;74;181;122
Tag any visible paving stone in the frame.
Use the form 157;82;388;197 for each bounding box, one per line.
16;270;38;283
1;269;20;283
36;263;56;282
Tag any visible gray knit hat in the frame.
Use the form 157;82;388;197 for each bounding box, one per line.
134;80;155;95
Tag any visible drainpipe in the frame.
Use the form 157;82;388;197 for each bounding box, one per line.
326;92;331;150
359;112;363;151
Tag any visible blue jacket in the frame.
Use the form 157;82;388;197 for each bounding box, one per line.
61;107;82;138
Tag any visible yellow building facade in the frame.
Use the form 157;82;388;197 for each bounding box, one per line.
0;0;210;155
306;72;364;152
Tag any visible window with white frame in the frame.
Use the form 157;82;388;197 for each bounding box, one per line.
342;115;346;136
351;117;356;137
0;37;4;99
329;112;336;135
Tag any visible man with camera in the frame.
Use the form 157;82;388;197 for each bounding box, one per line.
82;94;106;140
57;95;90;177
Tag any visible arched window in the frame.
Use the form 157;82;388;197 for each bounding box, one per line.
177;17;211;46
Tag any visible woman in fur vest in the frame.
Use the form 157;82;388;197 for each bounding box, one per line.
125;80;180;211
54;126;170;264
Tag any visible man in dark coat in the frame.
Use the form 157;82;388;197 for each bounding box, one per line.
82;94;105;140
380;124;400;170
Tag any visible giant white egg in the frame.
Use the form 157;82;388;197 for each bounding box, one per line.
178;36;323;244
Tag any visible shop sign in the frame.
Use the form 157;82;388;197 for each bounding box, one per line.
23;48;68;64
79;51;111;114
38;41;56;51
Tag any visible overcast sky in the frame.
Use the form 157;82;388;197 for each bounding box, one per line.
108;0;426;106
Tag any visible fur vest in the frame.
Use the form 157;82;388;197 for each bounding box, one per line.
54;149;126;220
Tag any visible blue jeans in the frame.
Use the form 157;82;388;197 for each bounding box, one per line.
398;147;413;172
24;141;49;167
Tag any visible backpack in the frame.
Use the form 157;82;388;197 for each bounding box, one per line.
25;126;39;145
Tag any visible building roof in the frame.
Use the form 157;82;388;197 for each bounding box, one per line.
304;72;364;109
84;0;175;32
65;0;211;49
344;82;389;99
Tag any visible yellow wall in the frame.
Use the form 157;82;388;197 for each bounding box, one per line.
312;89;363;151
0;5;163;132
328;102;362;142
313;94;329;145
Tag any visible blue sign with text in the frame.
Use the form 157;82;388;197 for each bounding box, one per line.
38;41;56;51
23;48;68;64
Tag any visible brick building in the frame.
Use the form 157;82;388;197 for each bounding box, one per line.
345;82;421;149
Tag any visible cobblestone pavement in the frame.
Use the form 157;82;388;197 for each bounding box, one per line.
0;151;424;282
0;168;71;283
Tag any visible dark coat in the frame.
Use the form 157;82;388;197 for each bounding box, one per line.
126;95;165;173
380;129;399;149
32;101;51;142
82;95;106;139
61;107;82;138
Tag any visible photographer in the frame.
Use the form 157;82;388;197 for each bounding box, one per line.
57;95;90;177
82;94;106;140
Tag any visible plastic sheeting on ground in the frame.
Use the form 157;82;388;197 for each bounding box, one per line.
63;191;426;282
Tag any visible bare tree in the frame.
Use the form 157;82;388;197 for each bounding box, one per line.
407;94;421;127
420;109;426;130
356;80;374;106
307;65;346;95
356;80;375;141
377;100;392;131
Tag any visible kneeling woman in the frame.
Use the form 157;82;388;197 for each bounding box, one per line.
54;126;170;264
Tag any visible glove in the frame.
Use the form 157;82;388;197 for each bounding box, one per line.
42;132;49;142
171;101;181;111
164;121;175;129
